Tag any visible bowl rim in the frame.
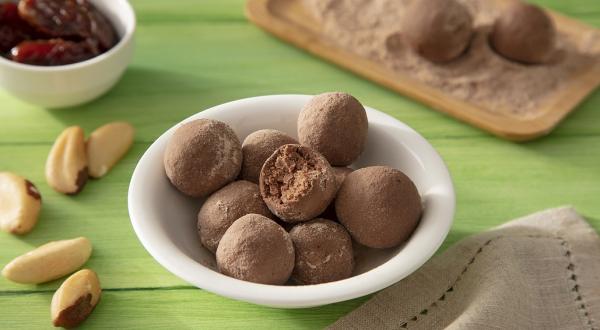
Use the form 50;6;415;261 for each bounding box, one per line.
128;94;456;307
0;0;136;72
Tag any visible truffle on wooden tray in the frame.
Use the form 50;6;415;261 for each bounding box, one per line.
402;0;474;63
490;2;556;64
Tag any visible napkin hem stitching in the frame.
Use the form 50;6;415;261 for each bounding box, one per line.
398;235;595;329
561;239;596;329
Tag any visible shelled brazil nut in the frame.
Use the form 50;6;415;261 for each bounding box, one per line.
51;269;102;328
0;172;42;234
45;122;134;195
45;126;88;195
2;237;92;284
86;121;135;179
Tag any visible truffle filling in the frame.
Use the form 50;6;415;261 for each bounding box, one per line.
263;146;321;204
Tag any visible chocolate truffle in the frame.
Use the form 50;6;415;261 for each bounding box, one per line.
290;219;354;285
490;2;556;64
332;167;354;190
216;214;294;285
298;92;368;166
319;167;354;221
197;180;274;253
260;144;337;223
164;119;242;198
241;129;298;184
335;166;422;248
402;0;473;63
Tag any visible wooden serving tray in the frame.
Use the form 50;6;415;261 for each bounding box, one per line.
245;0;600;141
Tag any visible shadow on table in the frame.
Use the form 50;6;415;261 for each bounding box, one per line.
583;215;600;232
42;66;235;141
438;227;473;251
273;226;473;328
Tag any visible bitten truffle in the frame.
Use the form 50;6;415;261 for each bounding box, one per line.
260;144;337;223
197;180;274;253
298;93;368;166
290;219;354;285
490;2;556;64
164;119;242;197
241;129;298;183
216;214;294;285
402;0;473;63
335;166;422;248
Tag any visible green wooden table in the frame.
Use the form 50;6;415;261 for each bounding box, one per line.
1;0;599;328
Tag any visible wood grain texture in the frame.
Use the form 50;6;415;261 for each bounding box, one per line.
0;0;599;328
246;0;600;141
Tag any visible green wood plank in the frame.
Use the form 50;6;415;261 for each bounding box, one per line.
1;135;598;290
131;0;247;23
0;22;490;142
1;0;599;328
128;0;600;27
0;144;186;291
436;135;600;248
0;289;368;329
528;0;600;26
0;134;598;327
1;8;599;143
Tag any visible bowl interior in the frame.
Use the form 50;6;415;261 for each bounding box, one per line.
92;0;134;40
129;95;454;307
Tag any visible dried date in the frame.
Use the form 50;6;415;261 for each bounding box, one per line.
11;39;96;66
18;0;117;50
0;2;37;53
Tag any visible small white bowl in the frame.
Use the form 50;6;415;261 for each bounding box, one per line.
128;95;455;308
0;0;135;108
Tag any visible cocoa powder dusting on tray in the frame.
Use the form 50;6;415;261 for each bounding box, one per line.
304;0;600;118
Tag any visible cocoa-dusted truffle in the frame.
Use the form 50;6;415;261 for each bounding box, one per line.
336;166;422;248
319;167;353;221
290;219;354;285
260;144;337;223
402;0;473;63
298;93;368;166
164;119;242;197
198;180;274;253
332;167;353;190
216;214;294;285
241;129;298;184
490;2;556;64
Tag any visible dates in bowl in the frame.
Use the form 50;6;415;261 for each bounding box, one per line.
0;0;118;66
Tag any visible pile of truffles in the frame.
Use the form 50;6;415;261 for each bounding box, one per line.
164;92;422;285
402;0;557;64
306;0;596;117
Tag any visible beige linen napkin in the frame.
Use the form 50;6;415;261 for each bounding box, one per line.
329;207;600;330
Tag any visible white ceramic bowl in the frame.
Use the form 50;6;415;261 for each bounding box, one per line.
0;0;135;108
128;95;455;308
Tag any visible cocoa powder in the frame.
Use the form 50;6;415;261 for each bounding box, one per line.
305;0;600;118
